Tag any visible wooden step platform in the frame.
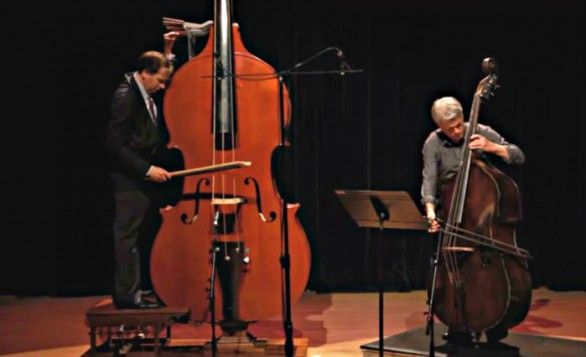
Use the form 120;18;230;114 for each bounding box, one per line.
84;298;190;356
84;337;308;356
164;336;308;356
83;298;307;356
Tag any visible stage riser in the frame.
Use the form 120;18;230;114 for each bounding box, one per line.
360;326;586;357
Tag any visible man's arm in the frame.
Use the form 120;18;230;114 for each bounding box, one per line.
421;136;441;233
471;125;525;165
163;31;182;62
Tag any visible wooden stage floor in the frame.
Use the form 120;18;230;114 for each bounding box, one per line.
1;288;585;356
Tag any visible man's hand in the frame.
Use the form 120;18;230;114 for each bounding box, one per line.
425;203;441;233
469;134;492;150
470;134;509;160
146;166;172;183
163;31;183;56
427;215;441;233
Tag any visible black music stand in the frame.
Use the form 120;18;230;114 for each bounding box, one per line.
335;189;427;357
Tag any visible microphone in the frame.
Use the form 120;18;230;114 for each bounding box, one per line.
336;48;352;76
336;49;346;76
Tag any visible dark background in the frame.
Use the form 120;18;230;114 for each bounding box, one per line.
4;0;584;296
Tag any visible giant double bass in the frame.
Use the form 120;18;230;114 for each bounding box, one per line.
434;58;532;337
149;0;311;332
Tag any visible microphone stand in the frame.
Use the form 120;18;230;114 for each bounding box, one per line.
276;74;296;357
208;246;220;356
275;48;362;357
425;229;444;357
208;47;363;357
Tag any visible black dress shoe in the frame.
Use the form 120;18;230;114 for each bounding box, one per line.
115;298;164;309
133;300;163;309
123;300;163;309
140;292;166;307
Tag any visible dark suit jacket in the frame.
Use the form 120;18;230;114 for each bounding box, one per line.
106;73;170;190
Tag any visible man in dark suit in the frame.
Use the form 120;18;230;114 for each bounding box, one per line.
106;48;177;309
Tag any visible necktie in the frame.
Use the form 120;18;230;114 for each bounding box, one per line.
147;97;157;125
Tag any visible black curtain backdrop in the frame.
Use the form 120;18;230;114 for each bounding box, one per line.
4;0;584;296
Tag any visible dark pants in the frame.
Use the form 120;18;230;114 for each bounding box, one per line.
110;175;161;307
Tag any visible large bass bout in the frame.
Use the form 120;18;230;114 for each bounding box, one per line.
149;0;311;335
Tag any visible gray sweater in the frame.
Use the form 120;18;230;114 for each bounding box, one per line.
421;123;525;205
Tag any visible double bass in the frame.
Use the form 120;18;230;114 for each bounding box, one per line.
150;0;311;335
433;58;532;339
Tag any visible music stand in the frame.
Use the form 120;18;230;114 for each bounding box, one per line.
335;189;427;357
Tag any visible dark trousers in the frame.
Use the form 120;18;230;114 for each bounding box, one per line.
111;180;161;307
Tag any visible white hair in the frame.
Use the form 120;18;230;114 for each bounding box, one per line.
431;96;463;125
